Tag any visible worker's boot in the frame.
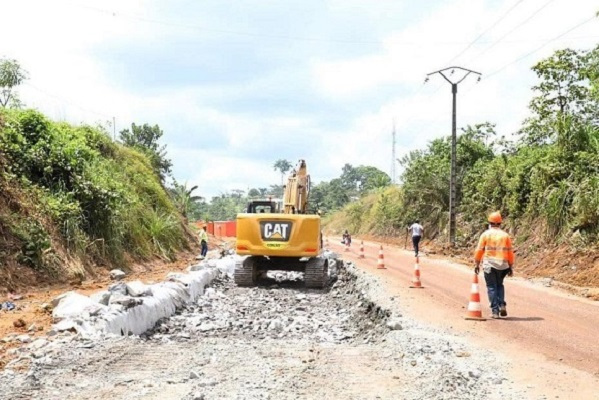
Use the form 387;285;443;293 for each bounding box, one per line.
499;305;507;317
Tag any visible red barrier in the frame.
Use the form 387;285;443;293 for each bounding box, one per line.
225;221;236;237
196;220;235;237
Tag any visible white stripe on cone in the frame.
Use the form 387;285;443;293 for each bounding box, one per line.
467;302;482;311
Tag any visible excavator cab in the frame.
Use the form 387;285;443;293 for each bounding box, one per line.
246;200;282;214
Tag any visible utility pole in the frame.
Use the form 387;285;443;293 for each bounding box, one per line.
391;120;396;184
425;66;481;246
112;116;116;141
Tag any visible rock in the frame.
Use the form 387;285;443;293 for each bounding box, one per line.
91;291;111;306
27;324;37;332
1;301;16;311
52;319;78;333
110;269;126;280
198;323;216;332
189;263;206;272
52;292;106;322
268;320;284;331
40;303;52;313
1;335;15;343
16;334;32;344
126;281;152;297
386;320;402;331
469;369;481;379
108;282;128;295
29;338;48;350
190;370;201;379
108;294;143;309
13;318;26;328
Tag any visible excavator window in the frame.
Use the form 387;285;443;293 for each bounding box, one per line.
247;201;278;214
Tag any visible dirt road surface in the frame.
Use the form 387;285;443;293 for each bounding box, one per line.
330;238;599;399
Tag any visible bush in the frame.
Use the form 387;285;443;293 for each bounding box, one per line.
0;108;190;272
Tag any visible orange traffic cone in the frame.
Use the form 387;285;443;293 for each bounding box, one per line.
359;241;365;258
377;245;386;269
465;273;486;321
409;256;424;288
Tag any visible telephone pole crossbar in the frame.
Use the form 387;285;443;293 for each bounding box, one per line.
425;66;481;246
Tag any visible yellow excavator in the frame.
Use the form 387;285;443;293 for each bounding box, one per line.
235;159;327;287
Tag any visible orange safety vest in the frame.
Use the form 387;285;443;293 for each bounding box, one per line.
474;228;515;265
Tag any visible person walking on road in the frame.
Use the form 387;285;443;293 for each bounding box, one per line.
474;212;515;319
342;230;352;247
408;220;424;257
199;225;209;259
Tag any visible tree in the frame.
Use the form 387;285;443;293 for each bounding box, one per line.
273;159;293;185
269;184;284;198
522;48;599;145
169;180;203;219
119;123;172;181
0;58;28;108
248;188;261;198
340;164;391;195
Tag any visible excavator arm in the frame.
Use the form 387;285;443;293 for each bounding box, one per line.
283;159;310;214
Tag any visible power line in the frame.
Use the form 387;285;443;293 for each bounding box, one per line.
485;15;597;79
61;0;546;47
466;0;556;63
445;0;525;65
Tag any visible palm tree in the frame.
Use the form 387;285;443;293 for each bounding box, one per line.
273;159;293;185
170;180;203;219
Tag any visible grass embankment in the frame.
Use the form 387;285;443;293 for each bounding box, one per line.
324;128;599;291
0;109;193;291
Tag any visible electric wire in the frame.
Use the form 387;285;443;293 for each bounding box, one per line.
466;0;556;64
485;15;597;79
444;0;525;65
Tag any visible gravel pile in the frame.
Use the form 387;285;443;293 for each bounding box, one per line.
146;266;390;345
0;259;529;400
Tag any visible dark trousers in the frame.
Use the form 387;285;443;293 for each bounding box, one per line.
484;268;509;313
201;240;208;257
412;235;421;255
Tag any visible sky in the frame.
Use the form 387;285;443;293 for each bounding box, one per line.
1;0;598;198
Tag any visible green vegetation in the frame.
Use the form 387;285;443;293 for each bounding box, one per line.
312;164;391;213
119;123;172;182
0;58;28;109
327;45;599;249
0;109;190;277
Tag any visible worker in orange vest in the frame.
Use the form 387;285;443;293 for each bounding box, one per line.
474;212;515;319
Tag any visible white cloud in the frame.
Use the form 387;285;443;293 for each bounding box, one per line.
3;0;598;198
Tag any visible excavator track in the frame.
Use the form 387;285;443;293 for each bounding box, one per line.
304;257;328;288
234;257;258;287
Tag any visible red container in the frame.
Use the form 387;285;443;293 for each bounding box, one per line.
225;221;237;237
207;222;214;235
214;222;225;237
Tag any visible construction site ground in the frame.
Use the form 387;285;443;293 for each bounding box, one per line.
1;237;598;399
329;238;599;399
